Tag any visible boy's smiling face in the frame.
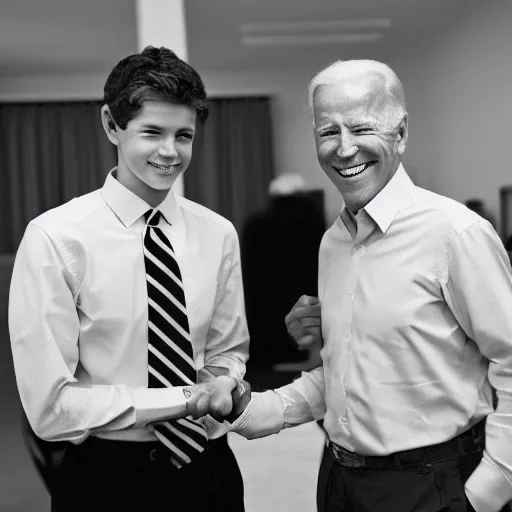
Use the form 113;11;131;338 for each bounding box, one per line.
103;100;197;206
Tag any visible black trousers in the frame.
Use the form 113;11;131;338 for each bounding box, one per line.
317;443;489;512
51;435;244;512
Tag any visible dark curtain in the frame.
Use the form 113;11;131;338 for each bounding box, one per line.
184;97;275;233
0;102;116;253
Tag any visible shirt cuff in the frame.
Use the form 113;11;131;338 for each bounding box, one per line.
230;390;285;440
277;384;323;426
129;387;188;427
204;355;247;381
465;456;512;512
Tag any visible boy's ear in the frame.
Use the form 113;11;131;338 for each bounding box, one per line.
101;105;119;145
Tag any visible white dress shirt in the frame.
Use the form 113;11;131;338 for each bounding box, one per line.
233;165;512;511
9;170;249;444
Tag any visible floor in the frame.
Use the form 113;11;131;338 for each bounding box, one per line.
230;424;325;512
0;323;325;512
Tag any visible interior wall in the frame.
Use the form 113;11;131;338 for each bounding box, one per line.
0;71;107;101
391;0;512;229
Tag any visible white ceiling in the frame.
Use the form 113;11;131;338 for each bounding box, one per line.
0;0;480;76
186;0;479;71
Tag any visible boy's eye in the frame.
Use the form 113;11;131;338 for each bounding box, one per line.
143;130;159;135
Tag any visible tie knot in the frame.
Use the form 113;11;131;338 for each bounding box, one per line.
145;209;161;227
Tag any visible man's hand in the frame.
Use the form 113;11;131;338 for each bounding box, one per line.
184;376;237;419
285;295;322;349
224;380;252;423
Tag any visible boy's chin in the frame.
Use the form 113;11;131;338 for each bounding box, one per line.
146;172;180;190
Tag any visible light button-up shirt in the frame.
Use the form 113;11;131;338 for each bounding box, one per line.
9;170;249;444
235;165;512;511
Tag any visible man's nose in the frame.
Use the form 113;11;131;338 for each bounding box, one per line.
336;133;358;159
158;138;179;159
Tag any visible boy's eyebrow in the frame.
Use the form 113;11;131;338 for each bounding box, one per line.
139;123;163;130
139;123;196;132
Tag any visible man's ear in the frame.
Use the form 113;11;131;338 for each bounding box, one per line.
100;105;119;145
396;114;408;155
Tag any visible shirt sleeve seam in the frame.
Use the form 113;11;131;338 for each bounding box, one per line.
30;222;84;303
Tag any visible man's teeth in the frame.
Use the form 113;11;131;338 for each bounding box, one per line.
339;163;369;177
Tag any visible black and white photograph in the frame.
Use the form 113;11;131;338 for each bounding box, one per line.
0;0;511;511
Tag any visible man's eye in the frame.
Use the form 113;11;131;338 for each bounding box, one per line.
179;133;194;140
143;130;159;135
353;128;372;134
319;130;337;137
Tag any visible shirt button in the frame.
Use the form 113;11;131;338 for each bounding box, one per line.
347;288;355;299
344;333;350;340
353;245;365;256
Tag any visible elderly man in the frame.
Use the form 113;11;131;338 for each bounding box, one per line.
228;60;512;512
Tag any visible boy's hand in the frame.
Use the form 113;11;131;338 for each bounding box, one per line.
184;376;237;419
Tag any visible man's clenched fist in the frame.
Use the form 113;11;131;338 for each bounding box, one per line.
285;295;322;349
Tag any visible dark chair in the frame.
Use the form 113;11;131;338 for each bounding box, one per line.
241;191;325;368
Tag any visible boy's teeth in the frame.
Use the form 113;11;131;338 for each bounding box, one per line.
151;162;172;170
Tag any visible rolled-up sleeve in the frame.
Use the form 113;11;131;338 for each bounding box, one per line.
441;219;512;511
204;226;249;380
9;224;187;443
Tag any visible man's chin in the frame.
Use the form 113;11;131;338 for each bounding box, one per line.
335;184;375;213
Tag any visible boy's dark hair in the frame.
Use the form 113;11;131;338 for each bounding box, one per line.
104;46;208;129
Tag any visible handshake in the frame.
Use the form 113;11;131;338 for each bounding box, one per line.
183;376;252;423
182;294;322;424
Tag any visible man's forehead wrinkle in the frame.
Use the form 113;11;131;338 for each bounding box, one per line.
315;88;389;127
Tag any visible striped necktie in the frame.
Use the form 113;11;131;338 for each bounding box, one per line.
143;208;208;468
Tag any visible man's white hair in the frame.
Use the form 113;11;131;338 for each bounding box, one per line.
307;59;407;127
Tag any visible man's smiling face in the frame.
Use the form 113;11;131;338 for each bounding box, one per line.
313;75;407;213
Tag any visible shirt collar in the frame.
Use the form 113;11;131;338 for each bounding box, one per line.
101;168;182;228
363;163;414;233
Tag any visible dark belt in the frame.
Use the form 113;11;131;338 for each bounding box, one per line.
328;420;486;470
67;435;226;465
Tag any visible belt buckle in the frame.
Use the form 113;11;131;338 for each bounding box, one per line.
331;442;366;468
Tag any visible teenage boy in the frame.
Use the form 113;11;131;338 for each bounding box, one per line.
9;46;249;512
